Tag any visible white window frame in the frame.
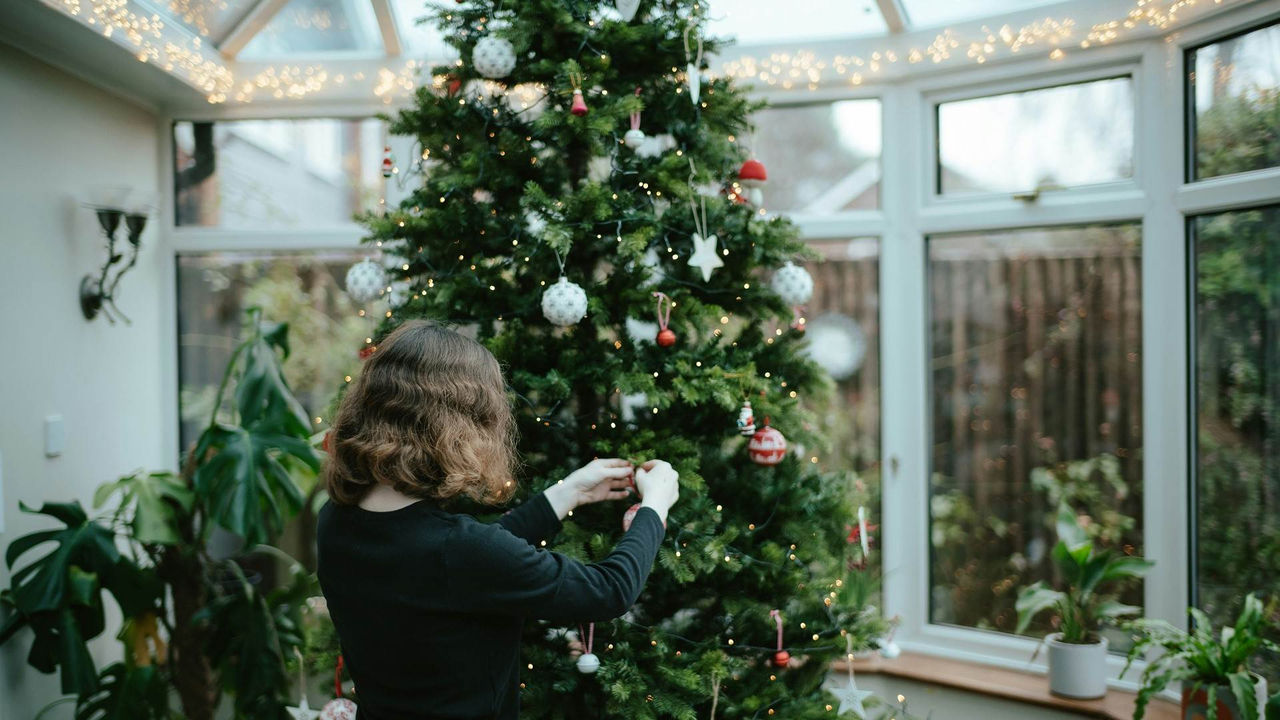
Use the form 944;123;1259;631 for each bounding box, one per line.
154;0;1280;689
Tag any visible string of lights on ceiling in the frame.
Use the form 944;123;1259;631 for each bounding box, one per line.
41;0;1237;104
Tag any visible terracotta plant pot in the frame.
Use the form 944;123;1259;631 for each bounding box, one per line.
1046;633;1109;699
1181;674;1268;720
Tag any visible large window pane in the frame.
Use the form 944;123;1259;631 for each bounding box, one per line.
238;0;382;58
177;250;370;450
1189;22;1280;180
937;78;1134;195
928;224;1144;635
753;100;881;212
1193;205;1280;682
174;118;388;227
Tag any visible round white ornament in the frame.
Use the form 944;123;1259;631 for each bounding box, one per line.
576;652;600;674
345;259;387;304
771;260;813;306
623;128;647;147
541;276;588;326
879;640;901;659
319;698;357;720
801;313;866;381
472;35;516;79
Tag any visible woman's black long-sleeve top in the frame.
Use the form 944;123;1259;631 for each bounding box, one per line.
316;493;665;720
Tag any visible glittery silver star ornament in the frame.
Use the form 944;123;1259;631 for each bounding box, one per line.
286;698;320;720
830;635;874;718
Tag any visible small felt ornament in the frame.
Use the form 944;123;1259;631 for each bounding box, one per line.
748;419;787;466
738;158;767;205
770;609;790;668
683;25;704;106
653;291;675;347
623;88;646;147
576;623;599;674
569;73;588;116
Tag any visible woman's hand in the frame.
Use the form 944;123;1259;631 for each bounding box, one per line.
544;458;635;519
635;460;679;525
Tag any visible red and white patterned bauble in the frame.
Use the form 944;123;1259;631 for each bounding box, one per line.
622;503;666;531
748;422;787;466
319;698;357;720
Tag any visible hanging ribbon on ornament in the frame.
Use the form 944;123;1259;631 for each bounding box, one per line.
568;72;588;117
334;654;344;698
682;24;705;106
318;655;358;720
623;87;646;148
769;609;789;668
576;623;600;673
653;291;675;347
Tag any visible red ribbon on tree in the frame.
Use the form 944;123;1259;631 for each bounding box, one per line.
769;609;790;668
653;291;675;347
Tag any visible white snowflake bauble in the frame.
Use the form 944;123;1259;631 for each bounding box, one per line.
623;128;647;148
801;313;866;380
318;698;357;720
345;258;387;304
576;652;601;674
541;276;588;327
472;35;516;79
771;260;813;306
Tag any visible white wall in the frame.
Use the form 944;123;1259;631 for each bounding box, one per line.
0;41;167;719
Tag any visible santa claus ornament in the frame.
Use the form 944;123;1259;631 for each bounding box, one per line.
736;400;756;436
381;146;394;179
541;275;588;326
769;609;790;668
738;158;767;205
652;291;675;347
748;419;787;466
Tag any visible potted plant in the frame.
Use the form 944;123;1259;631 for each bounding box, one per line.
1015;503;1153;699
1122;594;1278;720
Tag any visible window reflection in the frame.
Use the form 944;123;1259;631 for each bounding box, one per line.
1193;205;1280;683
1189;22;1280;180
937;78;1134;195
927;224;1144;635
752;100;881;213
173;118;388;227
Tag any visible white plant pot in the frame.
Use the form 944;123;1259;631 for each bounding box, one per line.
1046;633;1109;699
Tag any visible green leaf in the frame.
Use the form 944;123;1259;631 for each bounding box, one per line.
199;563;292;718
1054;502;1089;552
1015;582;1066;635
234;324;311;434
1265;689;1280;720
1099;555;1154;584
93;472;194;545
1097;600;1142;620
193;425;315;545
1228;672;1258;720
75;663;169;720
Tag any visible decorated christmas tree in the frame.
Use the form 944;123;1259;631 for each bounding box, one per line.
352;0;888;716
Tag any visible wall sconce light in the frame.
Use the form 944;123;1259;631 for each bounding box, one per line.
80;190;149;324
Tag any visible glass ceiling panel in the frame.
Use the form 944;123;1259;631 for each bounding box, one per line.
708;0;887;44
391;0;455;58
240;0;382;59
902;0;1065;30
133;0;259;40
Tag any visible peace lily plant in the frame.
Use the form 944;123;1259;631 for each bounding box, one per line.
1015;502;1153;699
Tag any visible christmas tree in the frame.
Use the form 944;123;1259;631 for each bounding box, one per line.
354;0;887;716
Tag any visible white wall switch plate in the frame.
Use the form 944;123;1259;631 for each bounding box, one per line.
44;414;65;458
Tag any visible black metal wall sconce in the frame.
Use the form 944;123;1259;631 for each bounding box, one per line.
80;203;148;324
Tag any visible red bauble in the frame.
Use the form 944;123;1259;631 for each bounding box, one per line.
622;503;665;531
323;430;334;454
772;650;790;668
445;74;462;97
738;158;767;186
656;328;676;347
748;422;787;466
358;345;375;360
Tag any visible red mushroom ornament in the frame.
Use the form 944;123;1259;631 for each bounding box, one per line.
738;158;767;205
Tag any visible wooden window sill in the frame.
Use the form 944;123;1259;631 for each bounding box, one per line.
833;651;1178;720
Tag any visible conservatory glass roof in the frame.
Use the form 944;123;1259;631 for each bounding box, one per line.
33;0;1249;105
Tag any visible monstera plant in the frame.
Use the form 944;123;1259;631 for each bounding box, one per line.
0;309;321;720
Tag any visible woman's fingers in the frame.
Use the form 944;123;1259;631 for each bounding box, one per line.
605;489;632;500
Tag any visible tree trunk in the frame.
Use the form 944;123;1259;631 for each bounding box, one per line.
159;545;218;720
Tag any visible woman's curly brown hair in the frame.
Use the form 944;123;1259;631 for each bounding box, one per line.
324;320;518;506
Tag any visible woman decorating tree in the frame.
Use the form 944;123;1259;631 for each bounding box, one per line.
317;320;679;720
